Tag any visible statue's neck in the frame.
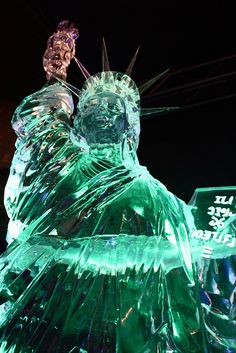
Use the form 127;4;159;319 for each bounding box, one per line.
88;142;139;167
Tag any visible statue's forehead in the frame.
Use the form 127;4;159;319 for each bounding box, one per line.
82;91;125;104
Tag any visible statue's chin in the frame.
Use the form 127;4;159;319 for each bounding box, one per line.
88;139;121;146
85;130;124;146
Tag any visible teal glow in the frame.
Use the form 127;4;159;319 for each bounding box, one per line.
0;72;235;352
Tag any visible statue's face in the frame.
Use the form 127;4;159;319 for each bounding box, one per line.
78;91;128;144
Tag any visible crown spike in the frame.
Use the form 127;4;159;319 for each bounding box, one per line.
141;106;179;118
74;57;91;79
102;37;111;71
138;69;170;95
125;45;141;76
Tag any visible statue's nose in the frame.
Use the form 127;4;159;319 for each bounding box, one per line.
95;104;107;113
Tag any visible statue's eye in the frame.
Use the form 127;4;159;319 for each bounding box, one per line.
91;98;99;105
83;99;99;111
108;103;124;113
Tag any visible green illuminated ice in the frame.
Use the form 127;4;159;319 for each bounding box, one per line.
0;71;235;352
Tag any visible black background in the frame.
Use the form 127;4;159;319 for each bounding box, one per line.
0;1;236;247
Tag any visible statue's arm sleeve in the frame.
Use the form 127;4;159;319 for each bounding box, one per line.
12;81;74;139
4;82;78;222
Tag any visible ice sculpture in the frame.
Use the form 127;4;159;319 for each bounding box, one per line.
0;20;234;353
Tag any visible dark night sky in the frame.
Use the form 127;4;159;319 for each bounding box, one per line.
0;0;235;209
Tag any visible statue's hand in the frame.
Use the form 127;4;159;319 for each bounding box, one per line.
43;20;79;81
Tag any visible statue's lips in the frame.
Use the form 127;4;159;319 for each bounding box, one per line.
94;116;110;125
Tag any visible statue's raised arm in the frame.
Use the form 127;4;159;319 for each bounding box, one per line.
4;21;81;244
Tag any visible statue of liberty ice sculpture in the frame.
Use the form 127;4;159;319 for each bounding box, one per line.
0;21;207;353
